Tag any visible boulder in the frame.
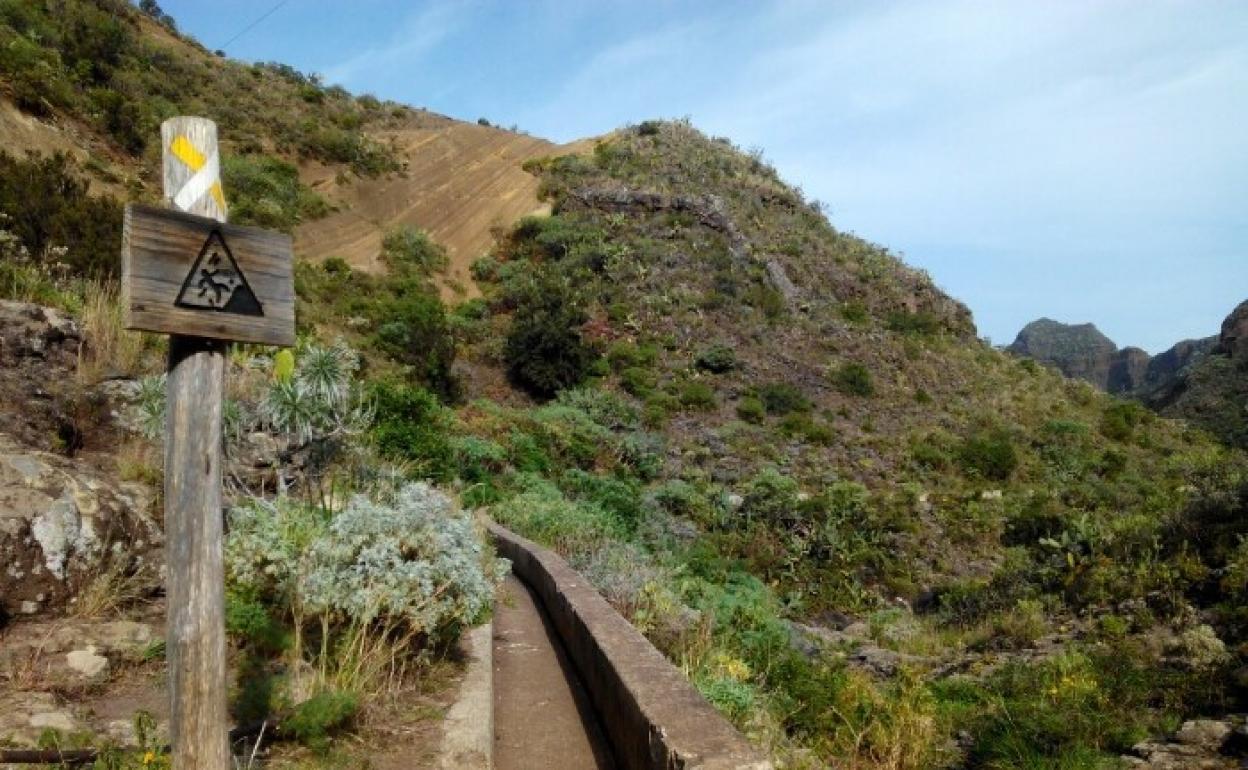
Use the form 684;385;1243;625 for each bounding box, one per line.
0;433;161;617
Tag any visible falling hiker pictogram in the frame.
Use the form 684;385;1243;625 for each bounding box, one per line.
174;230;264;316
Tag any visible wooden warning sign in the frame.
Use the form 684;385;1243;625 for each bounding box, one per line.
122;203;295;347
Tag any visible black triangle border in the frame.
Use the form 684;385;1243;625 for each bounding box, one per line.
174;228;265;317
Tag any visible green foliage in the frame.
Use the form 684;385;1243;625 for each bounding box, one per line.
382;226;449;274
678;380;718;411
952;647;1234;768
373;291;456;393
452;435;507;483
295;253;457;397
832;362;875;397
1100;401;1146;442
222;154;329;231
285;690;359;753
490;475;625;553
885;310;944;336
0;151;122;276
758;382;811;415
736;396;766;424
227;483;506;638
368;381;454;480
957;428;1019;481
778;413;836;445
695;343;737;373
504;271;600;399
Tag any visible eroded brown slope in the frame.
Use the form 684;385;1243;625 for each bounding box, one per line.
296;115;590;299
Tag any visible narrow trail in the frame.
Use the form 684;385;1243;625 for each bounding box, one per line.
493;574;616;770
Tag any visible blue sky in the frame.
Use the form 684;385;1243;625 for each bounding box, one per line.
164;0;1248;353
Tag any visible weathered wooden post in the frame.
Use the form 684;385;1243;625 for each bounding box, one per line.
121;117;295;769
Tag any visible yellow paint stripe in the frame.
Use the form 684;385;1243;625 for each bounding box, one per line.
169;135;206;171
210;181;226;211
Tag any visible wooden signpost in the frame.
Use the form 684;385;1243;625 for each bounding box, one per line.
122;117;294;770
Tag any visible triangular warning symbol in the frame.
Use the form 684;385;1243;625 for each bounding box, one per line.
174;230;264;316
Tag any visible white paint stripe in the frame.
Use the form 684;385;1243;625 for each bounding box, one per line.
173;148;221;213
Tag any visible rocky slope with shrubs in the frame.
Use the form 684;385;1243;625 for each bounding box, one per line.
2;3;1248;769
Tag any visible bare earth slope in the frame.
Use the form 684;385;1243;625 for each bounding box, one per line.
296;115;589;298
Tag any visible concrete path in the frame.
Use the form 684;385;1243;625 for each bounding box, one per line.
493;575;615;770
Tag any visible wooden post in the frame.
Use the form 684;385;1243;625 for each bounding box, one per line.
161;116;230;770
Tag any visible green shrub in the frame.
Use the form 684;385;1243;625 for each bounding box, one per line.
372;291;456;396
619;366;657;397
778;413;836;445
1100;401;1145;442
382;225;449;274
606;340;659;371
885;311;944;336
678;381;718;411
758;382;810;415
695;343;737;373
957;428;1019;481
840;301;869;324
368;381;454;480
698;677;756;721
286;690;359;753
560;469;643;532
736;397;766;424
222;154;328;231
832;362;875;397
505;272;599;399
452;436;507;483
226;483;506;640
490;475;624;554
0;151;122;276
643;392;677;427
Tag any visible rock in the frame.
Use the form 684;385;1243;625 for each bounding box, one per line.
1174;719;1232;749
1126;717;1240;769
0;691;81;747
0;432;161;617
1217;299;1248;361
66;646;109;678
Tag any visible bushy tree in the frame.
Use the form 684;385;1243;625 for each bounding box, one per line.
504;271;599;399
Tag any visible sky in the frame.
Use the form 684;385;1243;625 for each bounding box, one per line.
163;0;1248;353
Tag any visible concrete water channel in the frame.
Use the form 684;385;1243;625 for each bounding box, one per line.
493;574;616;769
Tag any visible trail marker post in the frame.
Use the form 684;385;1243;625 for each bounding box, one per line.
121;117;294;769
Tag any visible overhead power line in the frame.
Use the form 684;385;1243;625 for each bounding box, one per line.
219;0;291;51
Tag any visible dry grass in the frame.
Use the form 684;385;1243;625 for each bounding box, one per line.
117;436;162;488
77;279;151;385
70;551;156;619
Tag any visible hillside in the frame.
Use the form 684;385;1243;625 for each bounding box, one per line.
2;4;1247;769
0;0;578;299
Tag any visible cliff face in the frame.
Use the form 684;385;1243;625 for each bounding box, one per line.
1007;319;1120;389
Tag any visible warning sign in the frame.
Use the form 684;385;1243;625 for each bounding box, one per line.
121;204;294;347
174;230;263;316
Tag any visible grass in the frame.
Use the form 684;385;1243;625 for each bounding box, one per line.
77;280;153;384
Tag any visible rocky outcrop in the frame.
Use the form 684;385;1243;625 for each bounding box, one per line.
0;432;161;617
1216;299;1248;361
1143;336;1217;391
1124;717;1244;769
1008;319;1122;390
1108;346;1151;392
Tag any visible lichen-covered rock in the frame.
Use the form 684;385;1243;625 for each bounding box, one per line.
0;433;161;617
0;691;83;747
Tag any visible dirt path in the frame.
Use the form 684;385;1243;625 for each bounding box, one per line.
493;574;615;770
